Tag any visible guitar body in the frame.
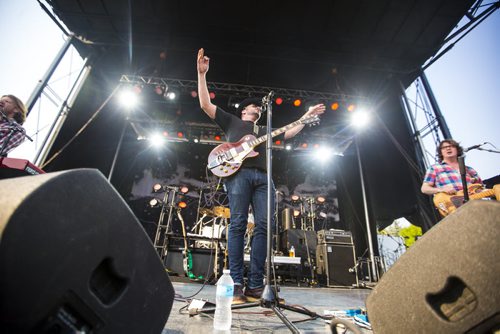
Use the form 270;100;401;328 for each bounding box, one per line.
208;135;259;178
206;115;320;178
433;184;496;217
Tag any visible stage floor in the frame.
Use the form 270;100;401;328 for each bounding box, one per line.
161;279;373;333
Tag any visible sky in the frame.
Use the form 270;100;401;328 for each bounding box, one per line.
1;0;499;180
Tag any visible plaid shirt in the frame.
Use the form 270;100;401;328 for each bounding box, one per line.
423;162;482;192
0;118;26;155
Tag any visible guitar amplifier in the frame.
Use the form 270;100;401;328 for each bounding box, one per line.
316;243;358;287
317;229;353;245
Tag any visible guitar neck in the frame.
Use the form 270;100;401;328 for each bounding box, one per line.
469;189;495;200
251;119;304;147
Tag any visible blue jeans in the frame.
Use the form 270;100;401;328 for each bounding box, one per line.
224;168;275;289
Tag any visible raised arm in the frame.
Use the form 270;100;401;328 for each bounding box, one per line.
197;48;217;119
284;103;325;139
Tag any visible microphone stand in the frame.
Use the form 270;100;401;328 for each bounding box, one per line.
458;154;470;203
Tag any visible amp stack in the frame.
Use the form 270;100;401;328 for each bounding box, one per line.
315;229;358;287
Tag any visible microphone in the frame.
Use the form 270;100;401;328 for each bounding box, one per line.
261;91;275;105
463;142;486;152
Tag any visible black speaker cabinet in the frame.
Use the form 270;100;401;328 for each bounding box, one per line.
366;200;500;334
0;169;175;333
165;247;222;281
280;229;317;259
316;242;358;287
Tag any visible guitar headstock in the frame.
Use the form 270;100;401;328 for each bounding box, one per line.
301;115;321;127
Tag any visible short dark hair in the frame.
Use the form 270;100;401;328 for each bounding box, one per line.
437;139;463;162
2;94;27;125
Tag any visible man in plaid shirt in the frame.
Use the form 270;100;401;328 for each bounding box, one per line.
0;94;27;156
421;139;482;196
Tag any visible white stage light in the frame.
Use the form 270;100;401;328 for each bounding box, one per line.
166;91;176;100
149;133;166;147
351;110;370;127
118;89;139;108
313;147;333;162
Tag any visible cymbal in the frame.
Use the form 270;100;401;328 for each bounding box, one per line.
213;206;230;218
199;208;214;216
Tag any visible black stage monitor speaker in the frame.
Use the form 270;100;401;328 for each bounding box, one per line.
366;200;500;334
0;169;175;333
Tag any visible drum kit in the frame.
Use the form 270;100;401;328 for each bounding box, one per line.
191;205;230;249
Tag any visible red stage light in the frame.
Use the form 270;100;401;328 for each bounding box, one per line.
275;97;283;105
177;132;184;138
301;143;308;148
214;135;221;141
178;201;187;209
209;92;216;99
190;90;198;98
275;140;282;145
293;99;302;107
154;85;163;95
331;102;339;110
162;131;169;137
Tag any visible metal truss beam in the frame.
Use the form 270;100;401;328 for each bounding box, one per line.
119;75;368;101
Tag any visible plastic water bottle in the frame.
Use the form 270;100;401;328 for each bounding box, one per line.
213;269;234;330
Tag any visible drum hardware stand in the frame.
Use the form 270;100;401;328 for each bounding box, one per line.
152;186;180;263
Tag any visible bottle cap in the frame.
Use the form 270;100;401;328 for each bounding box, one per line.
223;269;230;274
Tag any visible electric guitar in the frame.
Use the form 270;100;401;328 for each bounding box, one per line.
433;184;497;217
207;115;320;177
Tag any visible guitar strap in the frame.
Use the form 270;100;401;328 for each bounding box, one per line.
253;123;260;136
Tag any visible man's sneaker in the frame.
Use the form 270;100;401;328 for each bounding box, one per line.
232;284;247;304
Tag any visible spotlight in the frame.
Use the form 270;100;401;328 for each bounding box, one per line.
293;99;302;107
152;183;163;192
275;140;282;145
293;209;301;218
275;97;283;105
313;147;333;162
330;102;339;110
291;194;300;203
347;103;356;112
118;88;139;109
316;196;326;204
166;91;176;100
180;186;189;194
351;110;370;128
149;133;166;147
209;92;216;99
285;144;292;151
190;90;198;98
178;201;187;209
318;211;327;219
177;132;184;138
149;198;162;207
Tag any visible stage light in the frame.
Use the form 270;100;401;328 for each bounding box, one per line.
316;196;326;204
351;110;370;128
293;99;302;107
193;137;199;143
275;140;282;145
293;209;301;218
313;147;333;162
180;186;189;194
149;133;166;147
190;90;198;98
291;195;300;203
149;198;162;207
166;91;176;100
275;97;283;105
214;135;221;141
330;102;339;110
152;183;163;192
318;211;327;219
178;201;187;209
285;144;292;150
347;103;356;112
209;92;216;99
118;88;139;109
177;132;184;138
301;143;308;149
313;143;320;149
